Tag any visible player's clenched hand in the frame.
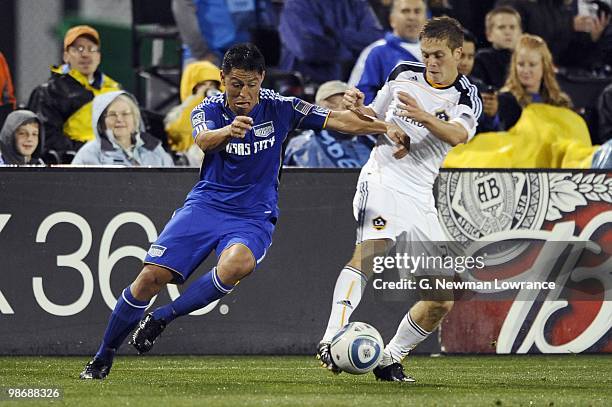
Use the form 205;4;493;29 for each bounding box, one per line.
386;122;410;159
229;116;253;139
395;91;428;123
342;87;365;110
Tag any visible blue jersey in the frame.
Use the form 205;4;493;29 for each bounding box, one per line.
188;88;330;219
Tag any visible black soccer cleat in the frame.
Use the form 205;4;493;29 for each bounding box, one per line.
130;313;166;354
316;341;342;374
373;362;416;383
79;357;112;380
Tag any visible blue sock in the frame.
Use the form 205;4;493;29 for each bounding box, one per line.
95;286;149;364
152;267;233;323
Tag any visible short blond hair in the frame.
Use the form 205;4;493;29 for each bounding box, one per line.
485;6;522;35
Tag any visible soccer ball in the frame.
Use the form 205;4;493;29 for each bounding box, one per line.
329;322;384;374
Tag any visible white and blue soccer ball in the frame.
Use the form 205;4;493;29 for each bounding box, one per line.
330;322;384;374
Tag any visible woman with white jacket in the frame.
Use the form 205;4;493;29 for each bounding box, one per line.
72;91;174;167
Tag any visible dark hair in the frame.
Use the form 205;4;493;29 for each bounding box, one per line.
462;28;477;48
420;16;464;51
222;43;266;75
18;118;40;129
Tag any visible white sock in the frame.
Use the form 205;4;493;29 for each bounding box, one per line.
321;266;368;343
380;311;431;366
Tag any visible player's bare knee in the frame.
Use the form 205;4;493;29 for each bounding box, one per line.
217;245;256;285
347;240;391;279
132;265;173;300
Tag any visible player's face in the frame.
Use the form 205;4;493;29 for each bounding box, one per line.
421;38;461;86
487;13;521;50
516;48;543;93
458;41;476;76
390;0;427;41
222;69;265;115
14;123;39;159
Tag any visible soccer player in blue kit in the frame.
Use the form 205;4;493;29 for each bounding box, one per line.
80;43;409;379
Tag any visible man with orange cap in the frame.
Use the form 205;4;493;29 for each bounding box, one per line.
27;25;121;163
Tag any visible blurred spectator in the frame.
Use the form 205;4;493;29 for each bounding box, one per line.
459;30;500;133
369;0;394;30
349;0;428;104
72;91;174;166
0;110;44;165
165;60;223;166
575;0;612;71
598;83;612;142
449;0;497;46
496;34;572;130
284;81;374;167
172;0;274;65
471;6;522;89
498;0;610;71
0;51;16;109
278;0;384;84
27;25;121;164
428;0;453;17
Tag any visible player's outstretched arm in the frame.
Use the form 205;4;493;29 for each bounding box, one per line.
396;91;468;146
195;116;253;153
325;109;389;136
342;87;378;119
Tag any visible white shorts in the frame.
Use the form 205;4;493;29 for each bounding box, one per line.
352;179;445;244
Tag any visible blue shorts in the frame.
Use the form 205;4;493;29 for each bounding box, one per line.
144;203;275;283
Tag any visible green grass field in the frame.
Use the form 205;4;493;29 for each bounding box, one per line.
0;355;610;406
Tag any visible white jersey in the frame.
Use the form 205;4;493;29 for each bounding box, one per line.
360;61;482;197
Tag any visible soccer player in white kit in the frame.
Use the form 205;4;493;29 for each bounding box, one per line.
316;16;482;382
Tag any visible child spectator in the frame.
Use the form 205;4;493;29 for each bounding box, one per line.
0;110;45;165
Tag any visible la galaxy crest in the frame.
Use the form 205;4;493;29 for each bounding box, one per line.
373;216;387;230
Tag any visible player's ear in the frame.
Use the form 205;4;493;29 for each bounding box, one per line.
453;46;463;61
260;70;266;83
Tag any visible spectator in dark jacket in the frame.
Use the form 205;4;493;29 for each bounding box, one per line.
498;0;610;70
598;83;612;143
27;25;121;163
279;0;384;83
471;6;522;89
458;30;500;133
